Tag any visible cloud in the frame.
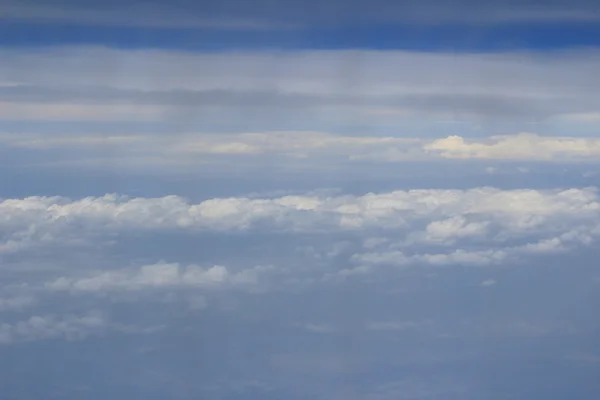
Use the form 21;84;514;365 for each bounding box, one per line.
1;187;599;272
0;101;169;121
0;312;106;344
2;47;600;125
167;131;419;157
423;216;489;244
425;133;600;161
1;186;597;237
45;262;269;294
480;279;497;287
4;132;600;168
0;295;36;311
2;48;600;170
0;311;164;344
351;249;508;267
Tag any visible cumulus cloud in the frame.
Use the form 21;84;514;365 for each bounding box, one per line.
423;216;489;243
2;187;599;269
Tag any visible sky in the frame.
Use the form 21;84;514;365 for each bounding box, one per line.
1;1;600;399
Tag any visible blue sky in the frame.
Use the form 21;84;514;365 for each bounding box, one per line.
1;1;600;399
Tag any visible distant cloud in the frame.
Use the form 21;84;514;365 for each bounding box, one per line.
425;133;600;161
0;295;36;311
3;131;600;168
1;187;599;273
45;262;269;293
0;311;163;344
0;312;106;344
2;48;600;125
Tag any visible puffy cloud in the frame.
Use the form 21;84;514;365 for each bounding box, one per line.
425;133;600;161
2;187;600;269
423;216;489;244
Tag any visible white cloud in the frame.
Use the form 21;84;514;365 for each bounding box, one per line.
45;262;267;294
425;133;600;161
2;187;599;270
480;279;497;287
4;131;600;166
166;131;420;158
423;216;488;244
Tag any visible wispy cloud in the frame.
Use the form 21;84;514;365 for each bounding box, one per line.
2;48;600;124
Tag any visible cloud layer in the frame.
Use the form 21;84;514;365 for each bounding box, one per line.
2;187;599;272
4;131;600;169
2;47;600;123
